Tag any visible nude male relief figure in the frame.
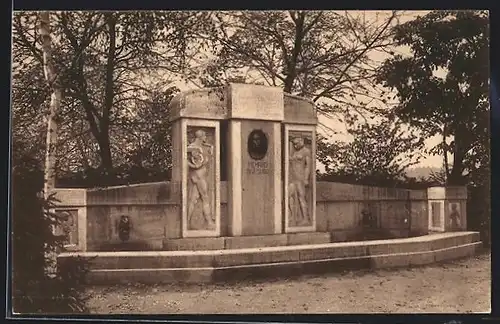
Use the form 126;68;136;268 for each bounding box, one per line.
187;129;215;230
289;136;312;226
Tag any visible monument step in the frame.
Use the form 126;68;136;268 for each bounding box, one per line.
161;229;412;251
58;232;480;275
71;239;482;284
162;232;332;251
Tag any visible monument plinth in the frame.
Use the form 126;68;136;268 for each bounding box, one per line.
170;89;224;238
283;95;317;233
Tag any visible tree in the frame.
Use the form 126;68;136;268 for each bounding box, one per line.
110;85;178;184
376;10;490;244
12;11;214;180
317;116;425;186
376;10;489;186
198;11;400;122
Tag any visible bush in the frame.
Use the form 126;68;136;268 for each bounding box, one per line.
316;171;433;190
56;164;172;188
11;153;91;314
467;183;491;247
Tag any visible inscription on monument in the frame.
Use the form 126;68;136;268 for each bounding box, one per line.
186;126;216;231
288;131;313;227
246;160;270;174
240;121;278;236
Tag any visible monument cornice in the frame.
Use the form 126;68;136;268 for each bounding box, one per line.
169;83;318;125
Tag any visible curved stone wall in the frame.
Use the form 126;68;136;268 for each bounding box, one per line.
50;181;466;252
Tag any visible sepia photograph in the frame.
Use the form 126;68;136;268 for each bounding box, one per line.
10;9;490;315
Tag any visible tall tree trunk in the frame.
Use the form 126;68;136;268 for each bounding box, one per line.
448;128;467;186
97;133;113;173
99;13;117;177
283;11;306;93
442;123;449;184
39;11;62;277
449;150;465;186
69;14;115;177
39;12;61;199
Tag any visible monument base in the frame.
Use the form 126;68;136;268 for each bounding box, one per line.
58;231;482;284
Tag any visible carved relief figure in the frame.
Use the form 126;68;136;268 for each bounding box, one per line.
187;129;215;230
63;211;75;244
449;203;461;230
118;215;131;242
361;209;377;229
55;210;78;244
58;210;76;245
288;135;312;226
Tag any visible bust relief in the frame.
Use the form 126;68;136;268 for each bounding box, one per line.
247;129;268;160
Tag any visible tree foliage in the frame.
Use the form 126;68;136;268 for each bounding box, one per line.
318;116;425;186
56;85;178;187
376;10;489;185
198;11;399;122
12;11;213;183
376;10;490;244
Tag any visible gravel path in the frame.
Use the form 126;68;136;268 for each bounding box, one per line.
87;251;490;314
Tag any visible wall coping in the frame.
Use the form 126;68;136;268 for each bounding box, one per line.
53;182;467;207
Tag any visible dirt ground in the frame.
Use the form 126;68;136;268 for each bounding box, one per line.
86;251;491;314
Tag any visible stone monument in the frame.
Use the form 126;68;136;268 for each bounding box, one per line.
170;90;223;238
52;83;470;254
169;83;318;238
54;83;481;284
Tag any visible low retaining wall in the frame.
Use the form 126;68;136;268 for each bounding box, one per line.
52;182;467;252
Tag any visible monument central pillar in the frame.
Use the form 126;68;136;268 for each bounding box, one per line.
227;84;283;236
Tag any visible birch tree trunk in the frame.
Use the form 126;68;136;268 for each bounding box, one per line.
39;11;61;199
39;11;62;276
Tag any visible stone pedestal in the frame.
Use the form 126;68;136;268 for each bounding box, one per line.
284;124;317;232
427;186;467;232
283;95;318;233
170;89;225;238
227;84;283;236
